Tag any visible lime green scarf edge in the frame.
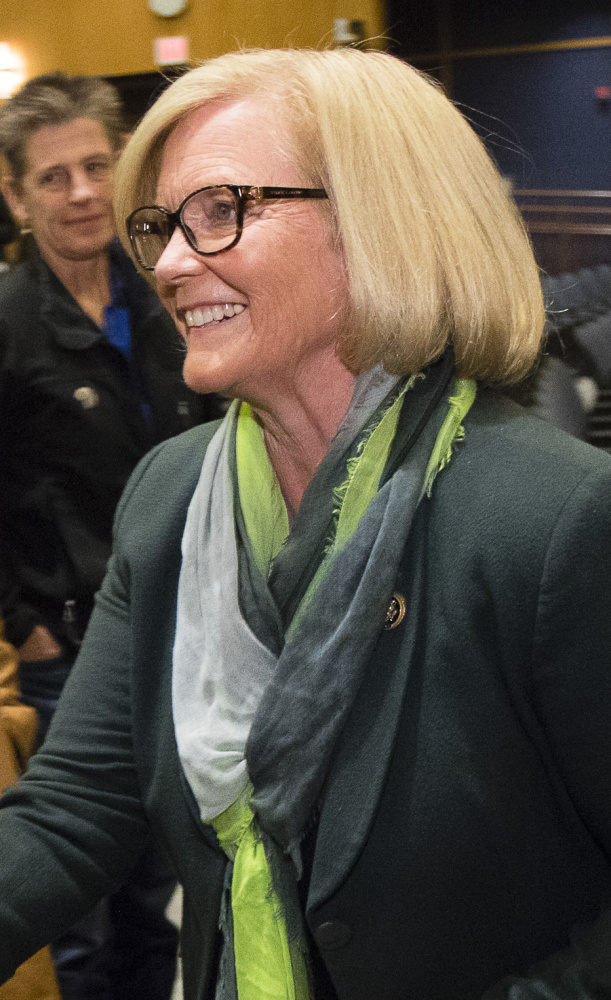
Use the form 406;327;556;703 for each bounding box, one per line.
224;374;476;1000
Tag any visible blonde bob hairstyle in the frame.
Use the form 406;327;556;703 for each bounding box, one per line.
115;48;544;382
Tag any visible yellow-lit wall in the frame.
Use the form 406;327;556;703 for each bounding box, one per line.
3;0;385;80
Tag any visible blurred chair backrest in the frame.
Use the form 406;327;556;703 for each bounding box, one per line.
0;623;61;1000
0;625;37;787
516;189;611;276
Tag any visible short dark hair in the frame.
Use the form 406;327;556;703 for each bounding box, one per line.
0;72;124;180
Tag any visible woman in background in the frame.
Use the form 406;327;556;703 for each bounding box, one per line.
0;72;199;1000
0;48;611;1000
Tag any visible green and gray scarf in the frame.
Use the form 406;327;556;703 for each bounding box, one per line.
173;353;475;1000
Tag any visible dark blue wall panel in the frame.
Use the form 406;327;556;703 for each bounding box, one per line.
387;2;611;191
452;5;611;48
453;47;611;189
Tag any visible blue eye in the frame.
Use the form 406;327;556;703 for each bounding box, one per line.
210;200;236;226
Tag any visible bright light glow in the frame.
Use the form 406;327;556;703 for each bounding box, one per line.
153;36;189;66
0;44;25;99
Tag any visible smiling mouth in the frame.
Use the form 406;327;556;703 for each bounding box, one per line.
184;304;246;328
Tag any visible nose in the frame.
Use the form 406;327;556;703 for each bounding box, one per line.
69;168;98;202
154;224;207;284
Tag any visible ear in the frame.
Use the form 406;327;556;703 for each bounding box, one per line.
2;177;28;226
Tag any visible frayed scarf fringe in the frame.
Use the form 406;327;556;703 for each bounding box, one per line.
423;422;466;498
422;379;477;498
324;373;421;556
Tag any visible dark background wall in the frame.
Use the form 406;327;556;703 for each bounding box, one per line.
386;1;611;189
386;1;611;272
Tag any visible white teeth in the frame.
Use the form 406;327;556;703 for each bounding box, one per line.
184;304;245;328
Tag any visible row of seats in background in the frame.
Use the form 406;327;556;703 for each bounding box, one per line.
506;266;611;452
511;188;611;452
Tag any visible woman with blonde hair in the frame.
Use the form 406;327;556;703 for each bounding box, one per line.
1;47;611;1000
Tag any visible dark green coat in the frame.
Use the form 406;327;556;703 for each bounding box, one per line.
1;388;611;1000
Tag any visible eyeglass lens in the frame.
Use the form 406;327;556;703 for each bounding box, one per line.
128;209;173;270
129;186;240;269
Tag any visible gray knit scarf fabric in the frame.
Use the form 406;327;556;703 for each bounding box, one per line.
172;365;399;822
173;352;455;862
245;355;454;858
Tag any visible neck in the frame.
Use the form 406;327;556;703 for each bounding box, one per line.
41;246;110;327
247;348;356;517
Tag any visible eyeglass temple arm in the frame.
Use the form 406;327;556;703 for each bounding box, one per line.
248;186;328;204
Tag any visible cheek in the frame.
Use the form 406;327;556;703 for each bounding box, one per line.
100;183;115;208
157;283;178;319
41;200;67;230
36;207;59;234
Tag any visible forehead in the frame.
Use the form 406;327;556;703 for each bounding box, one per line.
156;98;302;207
25;118;112;175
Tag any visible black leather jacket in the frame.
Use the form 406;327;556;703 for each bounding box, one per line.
0;242;220;648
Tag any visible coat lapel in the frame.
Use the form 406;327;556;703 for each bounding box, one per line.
307;525;426;912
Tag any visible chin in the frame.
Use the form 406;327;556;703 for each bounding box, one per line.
181;337;250;398
63;240;112;261
64;226;115;259
182;356;233;397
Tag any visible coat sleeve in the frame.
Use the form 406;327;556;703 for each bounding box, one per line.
0;480;152;984
482;464;611;1000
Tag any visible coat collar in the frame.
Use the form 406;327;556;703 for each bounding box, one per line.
35;240;163;352
33;246;105;351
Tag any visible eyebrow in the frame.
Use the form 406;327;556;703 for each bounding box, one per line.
35;163;66;174
36;153;111;174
